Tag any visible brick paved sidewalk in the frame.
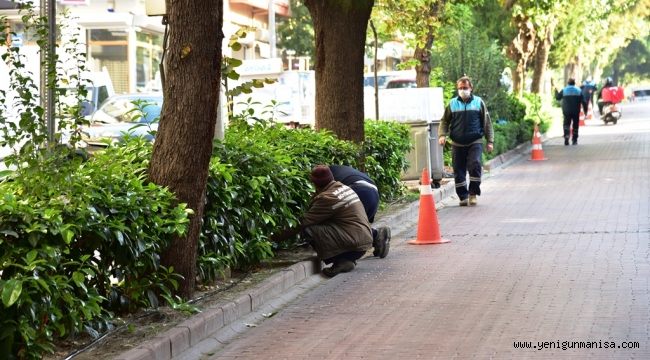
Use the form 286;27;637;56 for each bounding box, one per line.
122;104;650;360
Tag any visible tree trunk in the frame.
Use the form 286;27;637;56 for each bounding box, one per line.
507;15;535;97
305;0;374;143
563;55;581;83
148;0;224;299
414;27;434;88
512;59;525;95
414;1;443;88
531;22;555;94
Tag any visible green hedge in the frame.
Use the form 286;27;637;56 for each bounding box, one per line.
0;141;189;358
198;120;411;281
0;120;411;357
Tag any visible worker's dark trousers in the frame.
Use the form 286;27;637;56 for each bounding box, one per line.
563;112;580;142
452;143;483;200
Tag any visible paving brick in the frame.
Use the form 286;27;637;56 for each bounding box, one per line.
142;336;170;360
249;274;286;311
200;307;225;335
166;327;190;358
181;315;207;346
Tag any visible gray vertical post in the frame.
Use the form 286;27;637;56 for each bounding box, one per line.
428;120;443;188
40;0;56;146
268;0;276;58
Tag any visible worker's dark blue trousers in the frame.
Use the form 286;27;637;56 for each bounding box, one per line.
452;143;483;200
563;112;580;142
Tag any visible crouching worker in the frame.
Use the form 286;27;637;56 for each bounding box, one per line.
271;165;373;277
329;165;391;258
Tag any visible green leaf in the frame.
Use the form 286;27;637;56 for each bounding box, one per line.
0;230;18;238
2;279;23;307
61;228;74;244
25;250;38;264
72;271;87;292
0;169;14;179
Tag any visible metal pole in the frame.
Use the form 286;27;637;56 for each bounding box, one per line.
268;0;276;58
47;0;56;145
40;0;56;146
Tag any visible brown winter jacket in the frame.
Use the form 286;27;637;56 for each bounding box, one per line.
301;181;373;260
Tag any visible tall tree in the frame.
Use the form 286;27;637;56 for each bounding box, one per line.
503;0;568;95
304;0;374;143
551;0;649;84
148;0;224;298
529;2;563;94
277;0;315;59
373;0;448;88
606;37;650;84
506;11;536;96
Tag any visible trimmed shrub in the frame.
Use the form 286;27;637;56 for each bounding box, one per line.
363;120;412;202
0;141;189;358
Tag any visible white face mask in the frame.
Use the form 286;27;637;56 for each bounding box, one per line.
458;89;471;99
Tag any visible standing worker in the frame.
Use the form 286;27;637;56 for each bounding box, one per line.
329;165;390;258
580;78;597;115
556;78;582;145
438;76;494;207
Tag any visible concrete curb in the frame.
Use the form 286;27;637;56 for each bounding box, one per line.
116;141;535;360
115;259;321;360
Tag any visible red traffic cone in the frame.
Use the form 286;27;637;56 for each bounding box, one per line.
408;168;449;245
529;124;547;161
586;103;593;120
579;108;586;126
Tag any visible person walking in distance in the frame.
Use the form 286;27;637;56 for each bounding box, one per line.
438;76;494;206
580;78;597;115
556;78;582;145
329;165;390;258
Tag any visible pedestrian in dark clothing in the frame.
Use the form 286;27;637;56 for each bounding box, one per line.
438;76;494;207
556;78;583;145
580;79;597;115
329;165;390;258
271;165;373;277
597;77;615;114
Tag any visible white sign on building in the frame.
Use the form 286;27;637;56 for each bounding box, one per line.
58;0;89;5
237;58;283;77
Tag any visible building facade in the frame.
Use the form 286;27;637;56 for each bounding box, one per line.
0;0;290;94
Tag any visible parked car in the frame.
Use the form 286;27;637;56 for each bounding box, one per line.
363;70;416;89
80;93;162;149
632;88;650;102
59;71;116;118
385;78;417;89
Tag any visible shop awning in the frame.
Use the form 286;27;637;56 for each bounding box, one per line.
229;0;290;17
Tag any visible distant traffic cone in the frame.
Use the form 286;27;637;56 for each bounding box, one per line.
579;108;586;126
408;168;449;245
586;103;593;120
529;124;547;161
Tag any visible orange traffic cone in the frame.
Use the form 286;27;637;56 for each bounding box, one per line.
579;108;586;126
586;103;593;120
529;124;547;161
408;168;449;245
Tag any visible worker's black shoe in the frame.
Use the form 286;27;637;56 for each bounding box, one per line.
322;260;355;277
376;226;391;258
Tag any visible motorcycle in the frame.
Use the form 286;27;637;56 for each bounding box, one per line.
601;102;621;125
